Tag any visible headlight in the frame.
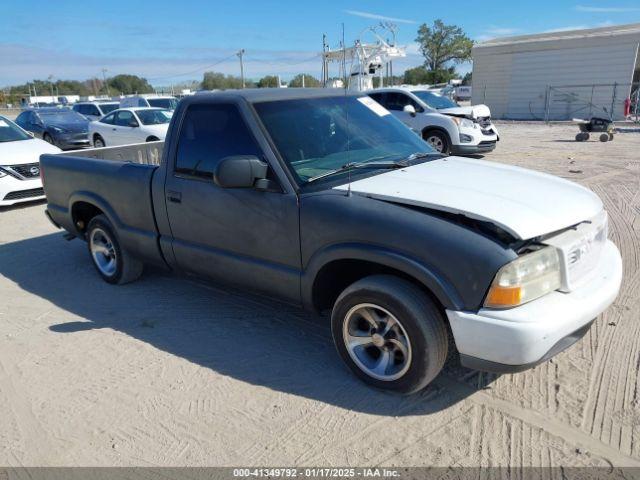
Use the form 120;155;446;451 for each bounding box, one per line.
51;126;66;133
451;117;475;129
484;246;561;308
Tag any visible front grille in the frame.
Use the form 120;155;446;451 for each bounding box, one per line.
6;162;40;179
477;116;492;128
3;187;45;200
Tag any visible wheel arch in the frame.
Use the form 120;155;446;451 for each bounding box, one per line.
68;192;122;237
302;243;464;314
421;125;453;145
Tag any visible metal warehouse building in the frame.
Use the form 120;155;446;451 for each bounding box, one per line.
471;23;640;120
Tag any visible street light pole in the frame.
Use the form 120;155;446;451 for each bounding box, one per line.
237;49;245;88
101;68;111;97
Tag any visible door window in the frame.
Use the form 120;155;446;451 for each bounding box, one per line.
175;103;262;179
100;112;116;124
115;110;137;127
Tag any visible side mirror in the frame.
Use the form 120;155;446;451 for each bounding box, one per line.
129;120;139;128
403;104;417;117
214;155;270;189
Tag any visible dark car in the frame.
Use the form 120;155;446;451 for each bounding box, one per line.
15;108;90;150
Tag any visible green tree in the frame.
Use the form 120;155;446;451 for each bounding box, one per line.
257;75;280;88
462;72;472;85
415;19;473;76
288;74;321;88
201;71;248;90
402;65;457;85
107;74;154;95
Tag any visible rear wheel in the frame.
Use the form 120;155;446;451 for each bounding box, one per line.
575;132;589;142
86;215;143;284
423;130;450;154
94;135;105;148
331;275;448;394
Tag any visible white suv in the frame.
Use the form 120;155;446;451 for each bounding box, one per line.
368;87;499;155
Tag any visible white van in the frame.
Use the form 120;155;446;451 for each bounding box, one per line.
119;95;178;111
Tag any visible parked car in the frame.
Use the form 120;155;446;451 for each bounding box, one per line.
368;87;498;155
72;101;120;122
119;95;178;110
41;89;622;394
0;115;60;206
89;108;172;147
15;108;90;150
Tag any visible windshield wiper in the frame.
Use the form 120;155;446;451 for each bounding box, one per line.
306;151;440;184
306;159;409;183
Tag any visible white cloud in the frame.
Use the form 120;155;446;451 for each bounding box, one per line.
344;10;417;25
575;5;640;12
475;27;521;42
542;25;590;32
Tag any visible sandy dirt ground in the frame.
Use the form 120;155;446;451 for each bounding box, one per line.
0;122;639;468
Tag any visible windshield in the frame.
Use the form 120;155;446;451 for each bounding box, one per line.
38;110;87;124
412;91;458;109
99;103;119;114
0;116;31;142
136;109;172;125
254;96;435;186
147;98;178;110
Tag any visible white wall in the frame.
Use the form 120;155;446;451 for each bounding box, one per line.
472;31;640;120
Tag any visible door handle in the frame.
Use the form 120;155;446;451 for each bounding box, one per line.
167;191;182;203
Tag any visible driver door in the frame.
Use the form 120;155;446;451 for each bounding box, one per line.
112;110;139;145
163;101;301;303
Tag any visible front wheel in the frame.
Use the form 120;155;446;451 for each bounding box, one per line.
423;130;450;154
43;133;54;145
94;135;105;148
86;215;143;284
331;275;449;394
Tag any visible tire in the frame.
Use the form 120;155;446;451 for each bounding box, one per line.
575;132;588;142
331;275;448;394
86;214;143;285
599;133;609;142
423;130;450;154
609;133;614;140
146;136;160;142
43;133;54;145
94;135;105;148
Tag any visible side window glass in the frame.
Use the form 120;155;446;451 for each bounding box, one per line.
175;103;262;179
115;111;135;127
384;93;402;111
101;112;116;124
90;105;101;116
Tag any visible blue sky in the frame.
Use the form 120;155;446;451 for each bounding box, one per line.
2;0;640;87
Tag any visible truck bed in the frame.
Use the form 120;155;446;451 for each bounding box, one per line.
41;141;166;266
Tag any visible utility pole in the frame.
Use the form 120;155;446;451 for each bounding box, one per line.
237;49;245;88
101;68;111;96
47;75;54;98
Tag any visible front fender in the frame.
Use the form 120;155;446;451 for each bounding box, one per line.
301;242;464;311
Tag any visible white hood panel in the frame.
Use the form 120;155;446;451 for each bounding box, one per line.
439;104;491;119
333;157;603;240
0;138;60;166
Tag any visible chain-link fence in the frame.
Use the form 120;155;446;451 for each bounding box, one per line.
543;82;639;123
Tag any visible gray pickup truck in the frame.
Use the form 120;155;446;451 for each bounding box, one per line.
41;89;622;394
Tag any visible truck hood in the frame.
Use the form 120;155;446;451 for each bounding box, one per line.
0;138;60;165
333;156;602;240
438;104;491;119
